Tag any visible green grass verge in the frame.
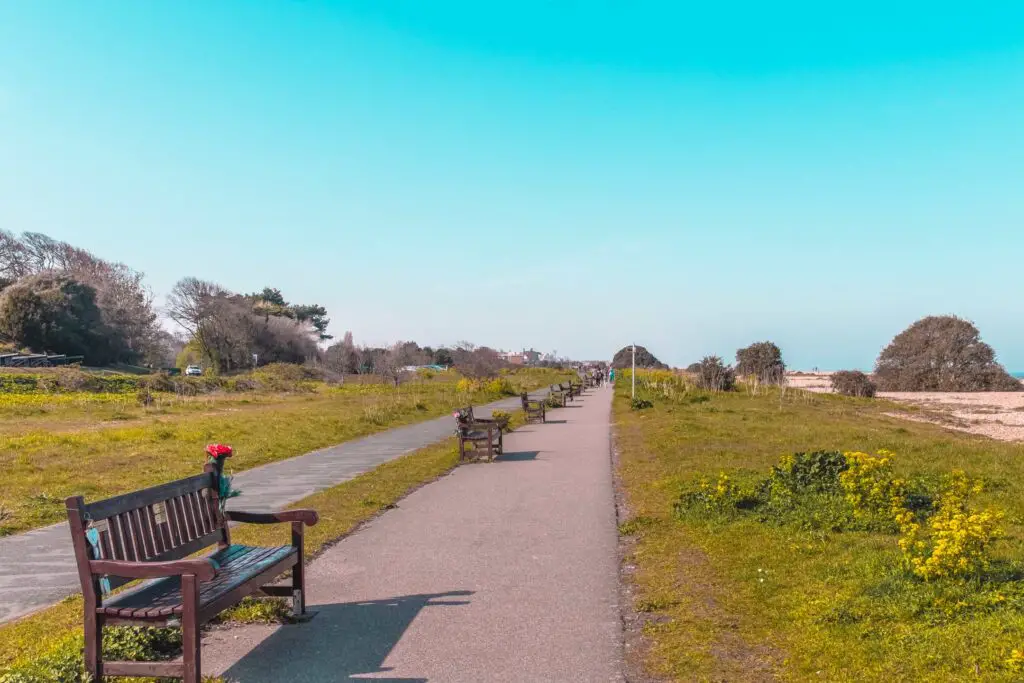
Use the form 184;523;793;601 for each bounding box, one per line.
614;377;1024;682
0;368;565;535
0;409;531;681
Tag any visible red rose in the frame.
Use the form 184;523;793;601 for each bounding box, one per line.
205;443;233;459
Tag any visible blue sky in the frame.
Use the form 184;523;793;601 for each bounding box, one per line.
1;2;1022;369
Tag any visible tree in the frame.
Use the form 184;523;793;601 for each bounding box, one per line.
290;303;331;341
611;345;667;370
167;278;319;372
874;316;1021;391
0;274;116;364
433;347;454;367
735;341;786;385
324;331;361;374
0;230;161;363
453;344;504;378
694;355;735;391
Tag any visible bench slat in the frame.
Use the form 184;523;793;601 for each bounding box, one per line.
99;545;296;619
83;474;213;521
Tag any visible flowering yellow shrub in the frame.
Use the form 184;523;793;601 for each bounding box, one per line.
897;471;1003;580
455;378;477;393
839;450;906;521
485;377;514;396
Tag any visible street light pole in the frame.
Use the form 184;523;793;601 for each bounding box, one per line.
632;343;636;400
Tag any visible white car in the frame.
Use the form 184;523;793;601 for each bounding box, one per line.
185;365;202;376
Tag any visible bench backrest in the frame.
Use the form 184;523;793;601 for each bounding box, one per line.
66;470;228;594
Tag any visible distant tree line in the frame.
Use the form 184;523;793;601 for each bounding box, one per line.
0;231;171;365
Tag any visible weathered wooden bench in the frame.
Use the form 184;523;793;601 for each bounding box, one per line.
454;406;504;462
65;456;319;682
548;384;568;407
559;382;578;401
520;392;546;423
569;379;584;396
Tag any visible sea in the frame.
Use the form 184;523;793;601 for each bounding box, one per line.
1014;372;1024;379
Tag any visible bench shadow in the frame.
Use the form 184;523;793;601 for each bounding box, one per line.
543;420;567;425
221;590;473;682
496;450;540;462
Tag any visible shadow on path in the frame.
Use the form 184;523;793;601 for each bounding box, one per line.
222;591;473;682
495;450;540;462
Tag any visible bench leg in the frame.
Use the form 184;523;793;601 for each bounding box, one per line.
84;609;102;681
182;575;201;683
292;522;306;616
458;437;466;462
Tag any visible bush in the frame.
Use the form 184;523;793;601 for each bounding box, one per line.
0;274;125;366
830;370;877;397
735;341;785;385
612;345;667;370
485;377;515;397
676;448;1005;580
685;362;701;374
694;356;735;392
875;316;1021;391
630;397;653;410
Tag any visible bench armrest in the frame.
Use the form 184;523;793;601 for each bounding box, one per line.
89;558;218;582
225;509;319;527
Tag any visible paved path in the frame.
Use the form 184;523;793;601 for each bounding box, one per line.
206;386;622;683
0;391;546;625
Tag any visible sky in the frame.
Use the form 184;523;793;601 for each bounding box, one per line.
1;1;1022;370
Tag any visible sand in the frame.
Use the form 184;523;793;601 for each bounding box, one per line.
787;372;1024;443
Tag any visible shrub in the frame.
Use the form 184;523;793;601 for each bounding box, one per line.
897;471;1004;580
630;397;653;410
0;273;119;365
840;450;906;530
694;356;735;392
485;377;515;397
135;388;154;406
735;341;785;385
685;362;701;374
831;370;877;397
611;345;667;370
874;315;1021;391
676;473;744;517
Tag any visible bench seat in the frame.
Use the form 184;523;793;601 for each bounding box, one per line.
99;544;297;619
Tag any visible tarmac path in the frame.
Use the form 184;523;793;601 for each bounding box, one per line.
207;385;622;682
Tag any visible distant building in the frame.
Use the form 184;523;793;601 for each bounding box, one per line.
500;348;543;366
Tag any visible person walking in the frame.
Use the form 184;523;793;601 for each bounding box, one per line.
609;367;615;386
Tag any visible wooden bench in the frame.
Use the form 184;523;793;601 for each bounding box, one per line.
520;392;546;423
548;384;568;407
454;406;504;462
559;382;578;401
65;456;319;682
569;379;584;397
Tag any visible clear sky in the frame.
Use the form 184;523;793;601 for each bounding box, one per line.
1;2;1022;370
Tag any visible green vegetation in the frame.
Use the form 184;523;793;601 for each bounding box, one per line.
0;366;564;535
615;370;1024;681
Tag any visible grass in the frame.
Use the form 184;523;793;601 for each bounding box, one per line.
0;367;566;535
0;407;531;681
614;373;1024;682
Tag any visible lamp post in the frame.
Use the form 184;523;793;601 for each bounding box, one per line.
632;343;636;400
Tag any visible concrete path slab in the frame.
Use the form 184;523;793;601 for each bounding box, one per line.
205;386;622;683
0;391;547;625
